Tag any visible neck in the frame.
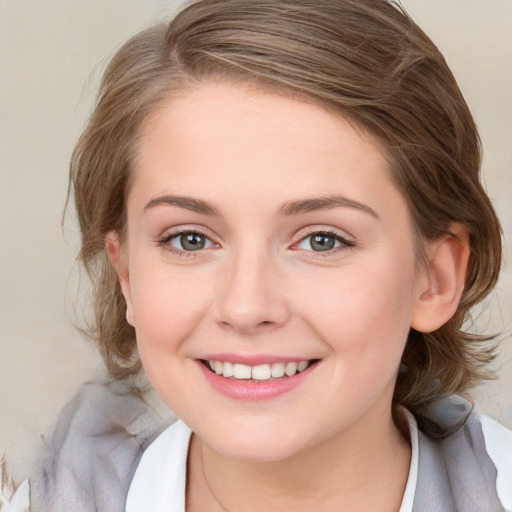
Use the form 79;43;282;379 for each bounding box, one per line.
186;403;411;512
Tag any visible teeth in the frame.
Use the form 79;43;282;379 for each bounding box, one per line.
298;360;308;372
271;362;285;378
285;362;298;376
252;364;271;380
233;363;252;379
207;359;311;380
222;362;234;378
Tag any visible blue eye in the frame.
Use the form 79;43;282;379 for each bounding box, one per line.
296;232;350;252
166;232;214;251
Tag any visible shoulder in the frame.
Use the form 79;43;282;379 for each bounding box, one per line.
480;414;512;511
125;420;192;511
415;395;512;512
30;375;174;512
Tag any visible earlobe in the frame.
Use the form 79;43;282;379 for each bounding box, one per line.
410;224;470;333
105;232;135;327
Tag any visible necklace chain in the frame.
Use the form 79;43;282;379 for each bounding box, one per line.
200;442;230;512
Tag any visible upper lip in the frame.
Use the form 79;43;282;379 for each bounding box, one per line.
197;353;319;366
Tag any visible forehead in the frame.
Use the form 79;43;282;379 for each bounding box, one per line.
136;82;384;160
130;82;406;223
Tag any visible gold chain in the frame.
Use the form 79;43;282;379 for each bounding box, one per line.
200;442;230;512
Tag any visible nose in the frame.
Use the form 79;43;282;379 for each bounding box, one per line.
214;246;290;334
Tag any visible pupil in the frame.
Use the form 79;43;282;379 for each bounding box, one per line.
310;234;335;251
181;233;205;251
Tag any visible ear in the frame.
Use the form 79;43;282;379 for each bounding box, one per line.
410;224;470;333
105;232;135;327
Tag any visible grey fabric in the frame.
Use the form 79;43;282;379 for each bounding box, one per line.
413;395;504;512
30;380;504;511
30;377;173;512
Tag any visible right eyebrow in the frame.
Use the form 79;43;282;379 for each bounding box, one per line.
143;195;221;216
277;195;379;219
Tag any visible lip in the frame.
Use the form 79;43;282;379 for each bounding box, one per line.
195;357;320;401
199;353;313;366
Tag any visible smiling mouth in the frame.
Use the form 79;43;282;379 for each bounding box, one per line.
201;359;320;381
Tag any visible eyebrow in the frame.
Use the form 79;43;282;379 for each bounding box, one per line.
143;194;378;219
278;195;379;218
144;195;220;216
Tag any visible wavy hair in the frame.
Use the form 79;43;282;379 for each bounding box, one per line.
69;0;502;435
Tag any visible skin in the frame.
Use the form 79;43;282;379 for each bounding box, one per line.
108;82;469;511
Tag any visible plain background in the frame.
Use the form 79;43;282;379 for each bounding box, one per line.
1;0;511;482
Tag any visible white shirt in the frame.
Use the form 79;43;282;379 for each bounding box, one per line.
127;411;512;511
126;413;420;512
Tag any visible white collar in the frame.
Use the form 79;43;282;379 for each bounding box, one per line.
126;419;190;512
126;414;419;512
399;409;419;512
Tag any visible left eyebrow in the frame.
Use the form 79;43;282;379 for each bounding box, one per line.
277;195;379;219
143;195;221;216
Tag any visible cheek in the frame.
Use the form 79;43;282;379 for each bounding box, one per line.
299;260;415;363
128;260;212;358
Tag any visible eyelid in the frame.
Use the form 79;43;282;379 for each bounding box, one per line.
291;226;355;253
157;225;220;253
156;224;354;256
170;232;215;250
294;225;354;242
158;226;212;241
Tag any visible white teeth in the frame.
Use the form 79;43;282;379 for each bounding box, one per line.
222;361;234;378
233;363;252;379
285;362;298;376
252;364;271;380
207;359;312;380
298;360;309;372
214;360;223;375
271;362;285;378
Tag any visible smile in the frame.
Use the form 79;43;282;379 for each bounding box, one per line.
197;356;321;400
205;359;315;380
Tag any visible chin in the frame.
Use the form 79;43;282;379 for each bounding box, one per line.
218;442;301;463
201;422;311;463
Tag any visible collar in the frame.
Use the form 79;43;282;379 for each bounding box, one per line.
126;414;420;512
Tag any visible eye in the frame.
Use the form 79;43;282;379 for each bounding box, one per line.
162;231;215;252
295;231;353;252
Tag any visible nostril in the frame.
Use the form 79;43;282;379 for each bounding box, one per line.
256;320;276;330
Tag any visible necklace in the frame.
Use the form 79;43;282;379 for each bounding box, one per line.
200;442;230;512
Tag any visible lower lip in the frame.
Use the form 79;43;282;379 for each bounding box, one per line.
196;361;318;400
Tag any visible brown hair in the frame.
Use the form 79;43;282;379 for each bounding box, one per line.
69;0;502;434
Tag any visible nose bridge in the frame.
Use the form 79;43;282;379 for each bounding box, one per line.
215;240;289;333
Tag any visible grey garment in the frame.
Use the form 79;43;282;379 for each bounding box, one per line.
413;395;505;512
30;380;503;511
30;376;173;512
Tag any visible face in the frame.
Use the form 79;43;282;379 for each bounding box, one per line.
115;82;428;461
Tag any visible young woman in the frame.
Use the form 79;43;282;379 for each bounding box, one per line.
30;0;511;511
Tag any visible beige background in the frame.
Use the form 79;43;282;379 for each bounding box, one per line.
1;0;511;482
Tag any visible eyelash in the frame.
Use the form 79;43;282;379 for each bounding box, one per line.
157;228;216;258
157;228;355;257
293;228;355;257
